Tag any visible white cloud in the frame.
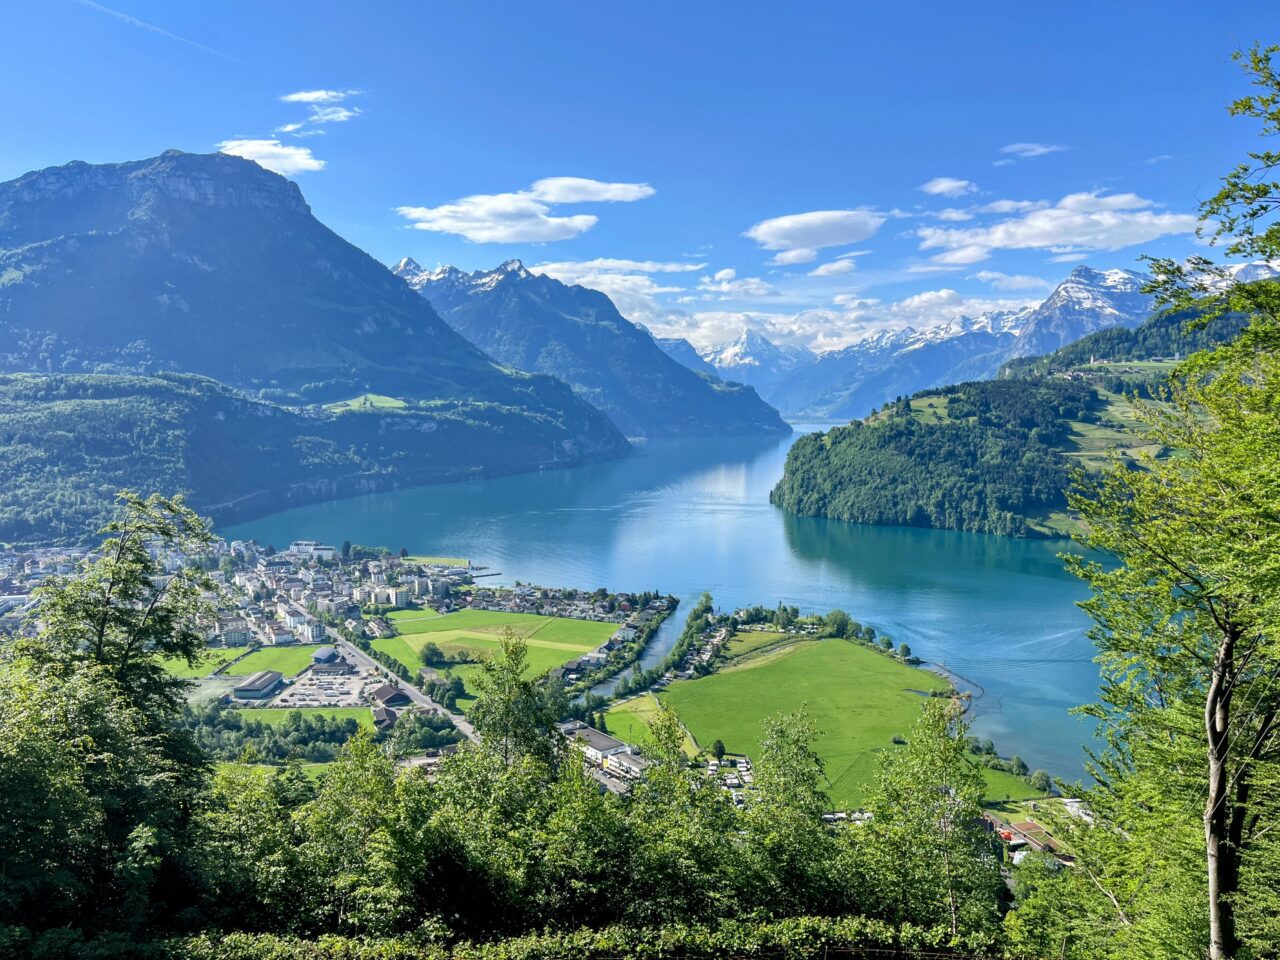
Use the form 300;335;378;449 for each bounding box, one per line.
1000;142;1067;159
936;208;974;222
918;190;1197;263
533;258;704;275
308;104;360;124
744;209;886;262
1143;154;1174;165
396;177;656;243
216;139;325;175
980;199;1049;214
769;248;819;265
808;258;858;277
920;177;977;198
647;285;1040;353
281;89;358;104
274;122;304;134
698;270;774;299
527;177;655;203
969;270;1052;291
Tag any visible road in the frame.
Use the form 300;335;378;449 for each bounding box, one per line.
325;626;478;742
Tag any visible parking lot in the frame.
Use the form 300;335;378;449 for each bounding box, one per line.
270;667;380;708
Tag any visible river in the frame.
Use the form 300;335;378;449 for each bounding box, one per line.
224;425;1100;778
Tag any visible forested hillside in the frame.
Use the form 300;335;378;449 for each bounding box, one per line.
0;372;621;547
770;379;1104;537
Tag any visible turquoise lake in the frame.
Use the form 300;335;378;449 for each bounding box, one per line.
225;425;1099;778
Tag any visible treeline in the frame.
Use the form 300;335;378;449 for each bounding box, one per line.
771;379;1099;537
180;703;461;764
998;303;1248;378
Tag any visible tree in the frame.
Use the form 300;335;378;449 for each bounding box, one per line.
711;739;726;760
341;539;352;560
418;641;445;667
851;700;1003;939
0;492;216;936
1028;769;1052;794
823;609;851;638
1013;45;1280;960
469;629;563;767
398;546;409;558
1009;755;1028;777
897;642;912;660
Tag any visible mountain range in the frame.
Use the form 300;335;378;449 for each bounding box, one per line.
394;258;788;438
0;151;630;542
664;266;1157;421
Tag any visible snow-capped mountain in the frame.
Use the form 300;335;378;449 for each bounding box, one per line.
1004;266;1152;359
761;266;1154;420
767;307;1031;421
393;257;789;438
695;329;816;396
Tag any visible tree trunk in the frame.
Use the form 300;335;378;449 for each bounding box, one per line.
1205;627;1238;960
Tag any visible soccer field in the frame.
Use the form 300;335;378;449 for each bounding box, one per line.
161;646;247;678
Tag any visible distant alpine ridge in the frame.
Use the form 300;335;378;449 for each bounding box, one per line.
394;258;789;438
0;151;630;543
663;266;1157;421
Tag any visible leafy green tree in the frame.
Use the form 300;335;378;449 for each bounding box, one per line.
823;608;851;638
1028;769;1052;794
711;739;726;760
897;642;912;660
852;700;1003;939
1013;45;1280;960
469;629;563;767
0;492;215;936
740;707;837;915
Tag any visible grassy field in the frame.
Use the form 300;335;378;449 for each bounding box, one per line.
378;609;615;709
723;630;791;659
229;646;318;678
603;694;698;756
218;761;332;781
234;706;375;730
660;638;951;809
979;765;1045;803
325;393;407;413
388;608;442;624
161;646;247;678
404;555;469;567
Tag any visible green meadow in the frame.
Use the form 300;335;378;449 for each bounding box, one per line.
230;646;319;678
161;646;247;678
233;706;375;730
375;608;616;710
659;638;950;808
324;393;407;413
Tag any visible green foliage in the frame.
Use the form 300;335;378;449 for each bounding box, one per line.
771;378;1099;537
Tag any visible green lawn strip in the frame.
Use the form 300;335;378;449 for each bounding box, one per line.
392;608;613;647
217;761;332;782
978;764;1045;803
233;706;375;730
723;630;791;659
602;693;698;756
403;556;468;567
325;393;406;412
160;646;247;679
371;636;424;675
228;646;319;678
387;608;442;623
659;639;950;809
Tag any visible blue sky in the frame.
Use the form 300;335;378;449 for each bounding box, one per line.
3;1;1277;350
